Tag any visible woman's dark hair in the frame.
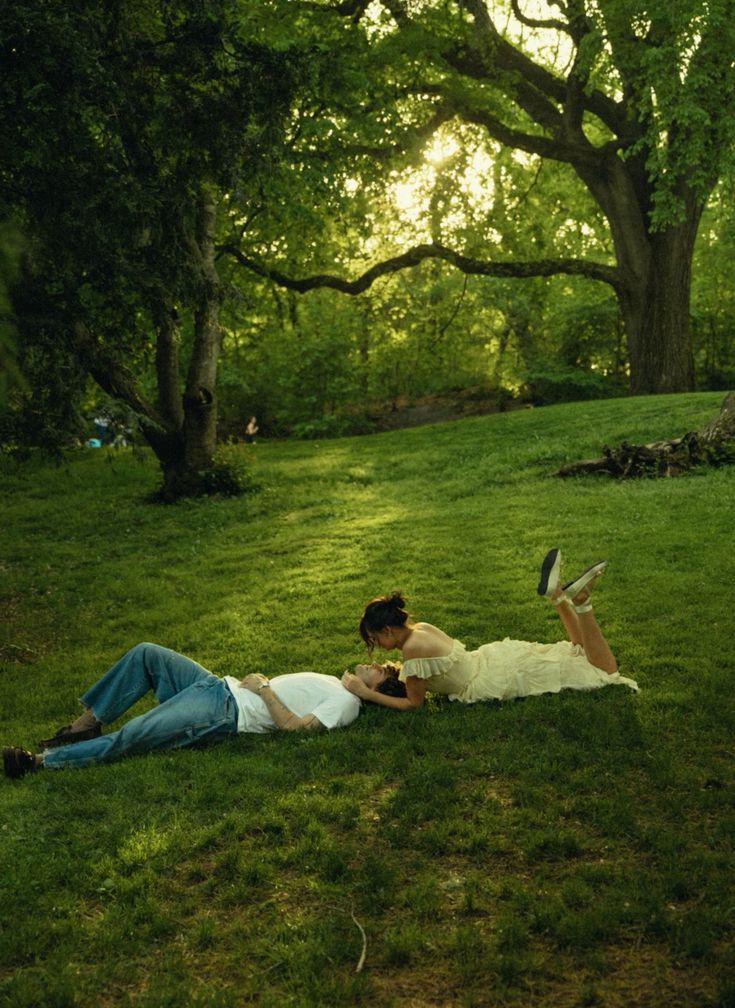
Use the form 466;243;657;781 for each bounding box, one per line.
375;661;407;698
359;592;410;652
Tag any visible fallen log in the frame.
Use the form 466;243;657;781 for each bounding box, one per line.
557;391;735;478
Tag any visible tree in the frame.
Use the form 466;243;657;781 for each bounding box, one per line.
0;222;25;407
1;0;299;496
226;0;735;394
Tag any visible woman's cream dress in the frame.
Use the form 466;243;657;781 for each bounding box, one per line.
400;638;638;703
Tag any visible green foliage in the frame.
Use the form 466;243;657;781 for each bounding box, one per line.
0;220;25;406
524;364;626;406
0;268;91;455
692;182;735;389
5;0;735;453
290;414;375;440
200;442;261;497
0;0;310;482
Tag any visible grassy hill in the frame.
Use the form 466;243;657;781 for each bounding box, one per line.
1;391;733;1007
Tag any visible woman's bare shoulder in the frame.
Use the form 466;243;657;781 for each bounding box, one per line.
413;621;447;634
404;622;454;659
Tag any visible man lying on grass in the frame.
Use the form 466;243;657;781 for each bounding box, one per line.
4;642;403;778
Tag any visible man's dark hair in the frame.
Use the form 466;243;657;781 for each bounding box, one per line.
375;661;407;698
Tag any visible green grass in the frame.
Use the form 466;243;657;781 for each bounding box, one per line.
1;391;734;1007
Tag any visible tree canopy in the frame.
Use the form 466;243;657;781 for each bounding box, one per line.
2;0;302;491
223;0;735;394
2;0;735;493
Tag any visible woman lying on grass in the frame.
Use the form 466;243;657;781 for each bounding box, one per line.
341;549;638;709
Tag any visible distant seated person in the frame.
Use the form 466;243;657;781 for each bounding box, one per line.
94;412;111;444
3;642;404;778
244;415;259;444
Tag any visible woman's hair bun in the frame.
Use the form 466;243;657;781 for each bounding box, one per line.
359;591;411;649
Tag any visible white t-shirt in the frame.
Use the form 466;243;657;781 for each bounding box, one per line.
222;672;361;733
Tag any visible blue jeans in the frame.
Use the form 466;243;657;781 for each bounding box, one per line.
43;643;238;769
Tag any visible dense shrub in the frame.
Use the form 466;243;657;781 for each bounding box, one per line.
524;366;626;406
201;443;260;496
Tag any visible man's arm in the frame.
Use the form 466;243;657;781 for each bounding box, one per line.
240;674;324;732
341;672;427;709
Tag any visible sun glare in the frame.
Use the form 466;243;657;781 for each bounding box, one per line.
425;135;460;164
379;134;496;240
393;179;423;216
354;1;573;241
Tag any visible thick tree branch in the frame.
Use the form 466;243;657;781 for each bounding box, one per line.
436;0;630;141
322;0;631;147
453;104;577;161
510;0;568;35
447;45;566;137
73;322;168;432
459;0;574;107
151;302;184;429
220;241;623;294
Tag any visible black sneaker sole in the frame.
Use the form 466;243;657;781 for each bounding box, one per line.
537;548;560;596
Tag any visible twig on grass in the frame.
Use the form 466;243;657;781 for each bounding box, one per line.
8;642;40;655
350;906;368;973
324;902;368;972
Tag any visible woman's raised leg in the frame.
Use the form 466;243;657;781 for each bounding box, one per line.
538;548;583;645
568;580;618;674
538;550;618;673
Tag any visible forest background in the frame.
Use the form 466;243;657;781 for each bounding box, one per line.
2;0;735;499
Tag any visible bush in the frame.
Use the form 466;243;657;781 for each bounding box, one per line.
524;365;626;406
200;443;260;497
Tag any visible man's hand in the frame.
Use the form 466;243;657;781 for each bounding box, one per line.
341;671;371;699
240;673;269;693
238;674;324;731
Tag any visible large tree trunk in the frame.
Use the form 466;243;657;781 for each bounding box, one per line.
80;193;225;501
557;391;735;479
152;301;184;429
621;211;700;395
157;192;223;501
576;153;701;396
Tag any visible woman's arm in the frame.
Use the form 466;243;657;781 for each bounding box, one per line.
341;673;427;709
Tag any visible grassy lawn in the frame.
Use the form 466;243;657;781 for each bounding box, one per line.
1;391;734;1008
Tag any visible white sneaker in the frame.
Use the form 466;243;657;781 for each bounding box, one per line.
563;561;608;599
